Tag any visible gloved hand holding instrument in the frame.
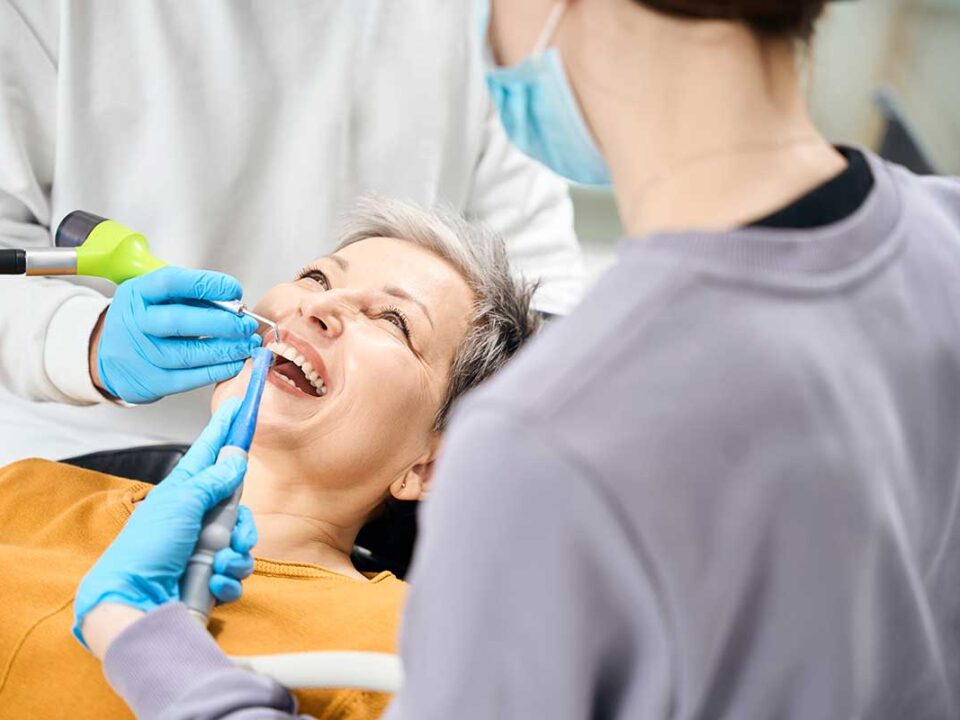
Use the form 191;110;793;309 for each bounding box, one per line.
0;211;279;404
1;212;279;647
73;393;259;650
75;345;273;651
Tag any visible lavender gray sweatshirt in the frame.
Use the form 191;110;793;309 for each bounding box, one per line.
105;152;960;718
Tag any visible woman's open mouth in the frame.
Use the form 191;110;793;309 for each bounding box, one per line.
266;340;327;398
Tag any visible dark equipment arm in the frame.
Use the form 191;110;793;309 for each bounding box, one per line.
0;249;26;274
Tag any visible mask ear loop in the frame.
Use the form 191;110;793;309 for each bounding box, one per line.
531;1;567;54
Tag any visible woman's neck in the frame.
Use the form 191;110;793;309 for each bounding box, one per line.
238;451;370;580
565;3;846;236
247;513;365;579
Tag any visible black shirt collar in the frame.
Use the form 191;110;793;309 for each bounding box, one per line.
749;147;874;230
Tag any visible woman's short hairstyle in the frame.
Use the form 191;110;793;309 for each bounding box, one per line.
635;0;827;40
336;197;541;431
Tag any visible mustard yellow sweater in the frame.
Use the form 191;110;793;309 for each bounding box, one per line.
0;459;406;720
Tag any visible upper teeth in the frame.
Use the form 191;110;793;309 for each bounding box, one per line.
266;341;327;396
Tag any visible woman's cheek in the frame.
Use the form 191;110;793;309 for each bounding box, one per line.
363;354;434;428
251;285;295;318
210;365;249;414
398;373;441;431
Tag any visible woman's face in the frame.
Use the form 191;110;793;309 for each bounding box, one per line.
212;236;474;499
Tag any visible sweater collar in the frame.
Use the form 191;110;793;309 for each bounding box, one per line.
619;148;904;286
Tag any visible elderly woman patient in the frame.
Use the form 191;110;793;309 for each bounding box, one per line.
0;199;539;719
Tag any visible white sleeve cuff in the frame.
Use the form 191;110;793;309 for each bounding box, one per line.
43;294;111;404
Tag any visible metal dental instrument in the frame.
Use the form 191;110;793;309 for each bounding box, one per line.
206;299;280;345
180;345;273;626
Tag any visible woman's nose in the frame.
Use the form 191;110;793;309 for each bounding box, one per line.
298;291;354;338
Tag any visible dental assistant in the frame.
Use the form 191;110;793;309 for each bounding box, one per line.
0;0;582;463
79;0;960;717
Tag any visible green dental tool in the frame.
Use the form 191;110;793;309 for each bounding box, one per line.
0;211;279;340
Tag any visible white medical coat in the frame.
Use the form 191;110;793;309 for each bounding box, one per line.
0;0;583;462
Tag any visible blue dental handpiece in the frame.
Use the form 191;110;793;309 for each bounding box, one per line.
180;346;273;625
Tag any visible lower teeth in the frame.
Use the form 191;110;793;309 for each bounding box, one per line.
273;369;323;395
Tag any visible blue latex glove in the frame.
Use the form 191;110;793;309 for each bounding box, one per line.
74;397;259;648
96;266;262;403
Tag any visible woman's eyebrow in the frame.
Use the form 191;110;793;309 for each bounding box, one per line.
384;286;434;329
328;254;349;271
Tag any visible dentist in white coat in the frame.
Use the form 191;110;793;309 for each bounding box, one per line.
0;0;583;463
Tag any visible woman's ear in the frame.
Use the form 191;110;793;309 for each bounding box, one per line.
390;434;441;501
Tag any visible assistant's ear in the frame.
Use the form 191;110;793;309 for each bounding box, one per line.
390;434;441;501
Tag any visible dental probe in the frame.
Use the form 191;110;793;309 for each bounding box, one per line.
206;299;280;346
180;346;273;627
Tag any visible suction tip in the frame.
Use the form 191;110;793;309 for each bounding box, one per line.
223;348;273;452
251;346;274;371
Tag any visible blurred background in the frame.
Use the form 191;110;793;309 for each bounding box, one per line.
572;0;960;283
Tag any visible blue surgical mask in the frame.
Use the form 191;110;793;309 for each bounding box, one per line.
480;1;611;186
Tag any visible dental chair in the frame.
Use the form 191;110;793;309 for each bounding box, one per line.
874;87;938;176
62;444;410;691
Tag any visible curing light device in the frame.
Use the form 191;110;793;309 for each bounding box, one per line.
0;210;165;282
0;210;279;341
180;346;273;626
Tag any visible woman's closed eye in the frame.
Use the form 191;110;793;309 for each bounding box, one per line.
297;267;330;290
376;307;411;341
295;265;417;350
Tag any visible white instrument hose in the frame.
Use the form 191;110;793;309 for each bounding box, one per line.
230;651;403;692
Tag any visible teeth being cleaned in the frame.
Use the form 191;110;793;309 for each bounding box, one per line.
266;341;327;396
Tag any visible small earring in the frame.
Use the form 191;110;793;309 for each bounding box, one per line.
401;479;407;490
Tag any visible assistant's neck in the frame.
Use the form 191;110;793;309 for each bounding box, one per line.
564;4;846;236
238;448;370;580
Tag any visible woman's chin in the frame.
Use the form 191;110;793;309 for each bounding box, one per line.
210;365;250;415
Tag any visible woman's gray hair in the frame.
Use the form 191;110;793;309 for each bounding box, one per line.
336;196;541;430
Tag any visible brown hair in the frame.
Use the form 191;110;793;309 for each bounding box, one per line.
634;0;827;40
